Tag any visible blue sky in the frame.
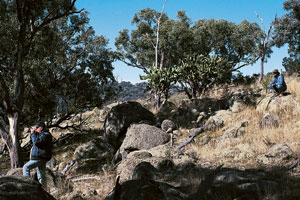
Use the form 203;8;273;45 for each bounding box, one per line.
76;0;287;83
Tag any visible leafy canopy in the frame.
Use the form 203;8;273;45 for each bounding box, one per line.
273;0;300;73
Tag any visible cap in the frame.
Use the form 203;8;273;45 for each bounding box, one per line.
34;122;46;128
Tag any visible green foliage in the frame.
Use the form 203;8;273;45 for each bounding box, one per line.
273;0;300;73
177;54;231;97
192;19;263;68
140;65;177;99
22;13;117;127
261;73;274;92
0;1;117;129
115;9;264;101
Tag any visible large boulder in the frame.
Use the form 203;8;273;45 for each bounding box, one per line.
116;151;164;182
0;176;56;200
117;144;195;182
206;109;235;125
72;136;113;174
222;120;248;139
206;169;279;199
103;101;155;150
161;119;176;133
259;113;280;128
104;179;187;200
119;124;170;158
132;162;161;180
257;143;294;165
256;93;300;114
6;168;73;198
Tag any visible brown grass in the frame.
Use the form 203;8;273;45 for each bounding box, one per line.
175;75;300;170
285;75;300;101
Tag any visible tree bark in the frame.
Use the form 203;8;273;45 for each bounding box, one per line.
258;57;264;84
155;93;161;111
8;113;21;168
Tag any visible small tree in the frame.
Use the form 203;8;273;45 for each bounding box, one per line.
177;54;231;99
140;65;177;107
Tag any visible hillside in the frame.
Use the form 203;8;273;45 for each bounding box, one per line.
2;74;300;200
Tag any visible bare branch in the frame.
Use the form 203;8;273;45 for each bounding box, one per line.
145;33;156;49
255;11;265;32
155;0;167;68
120;59;147;71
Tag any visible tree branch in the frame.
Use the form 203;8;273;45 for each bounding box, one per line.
120;59;147;71
230;56;260;72
145;33;156;49
29;0;83;43
0;74;12;113
155;0;167;68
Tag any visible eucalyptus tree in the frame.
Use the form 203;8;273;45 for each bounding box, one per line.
23;13;116;128
273;0;300;73
115;9;193;109
255;13;275;84
192;19;263;72
177;54;231;98
175;19;263;98
0;0;116;168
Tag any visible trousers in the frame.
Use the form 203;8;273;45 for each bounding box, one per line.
23;159;47;185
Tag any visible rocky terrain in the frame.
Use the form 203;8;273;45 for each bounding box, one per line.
1;75;300;200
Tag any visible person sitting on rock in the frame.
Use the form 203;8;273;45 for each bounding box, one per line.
269;69;287;96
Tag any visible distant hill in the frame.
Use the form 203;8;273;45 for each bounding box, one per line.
115;81;183;102
116;81;149;101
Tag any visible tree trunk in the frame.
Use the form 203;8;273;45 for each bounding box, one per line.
155;93;161;111
8;113;21;168
191;82;197;99
178;81;192;99
258;57;264;84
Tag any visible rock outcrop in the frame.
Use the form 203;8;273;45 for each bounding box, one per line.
119;124;170;159
103;101;155;151
0;176;56;200
104;179;187;200
72;136;113;173
256;93;300;114
257;143;294;165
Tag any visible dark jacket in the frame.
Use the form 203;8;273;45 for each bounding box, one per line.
30;131;52;161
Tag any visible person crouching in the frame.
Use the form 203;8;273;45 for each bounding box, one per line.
269;69;287;96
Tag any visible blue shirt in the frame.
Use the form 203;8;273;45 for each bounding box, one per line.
269;75;287;91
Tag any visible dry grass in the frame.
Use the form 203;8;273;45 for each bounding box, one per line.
186;101;300;168
179;75;300;170
285;75;300;101
68;173;116;200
